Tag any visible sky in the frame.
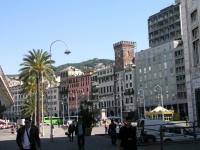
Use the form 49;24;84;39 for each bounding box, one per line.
0;0;175;75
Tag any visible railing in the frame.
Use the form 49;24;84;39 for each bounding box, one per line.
136;120;200;150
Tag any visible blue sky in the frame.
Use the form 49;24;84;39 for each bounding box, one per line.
0;0;174;75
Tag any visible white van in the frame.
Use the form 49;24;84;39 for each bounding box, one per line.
157;125;200;142
137;119;170;142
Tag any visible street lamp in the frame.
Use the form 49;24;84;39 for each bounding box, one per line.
138;89;146;118
41;71;44;137
49;40;71;142
137;97;141;119
154;85;164;121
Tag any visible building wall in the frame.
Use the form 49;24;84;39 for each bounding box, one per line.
181;0;200;123
148;2;182;47
135;40;187;116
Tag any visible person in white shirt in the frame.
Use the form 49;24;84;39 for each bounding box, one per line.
16;117;41;150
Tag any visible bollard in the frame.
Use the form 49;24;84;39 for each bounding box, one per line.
159;125;163;150
193;122;196;139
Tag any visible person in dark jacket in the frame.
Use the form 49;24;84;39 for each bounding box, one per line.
108;119;117;145
75;117;85;150
16;117;41;150
68;121;75;141
118;116;137;150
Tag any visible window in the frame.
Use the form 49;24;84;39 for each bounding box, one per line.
140;76;142;82
130;83;132;87
139;69;142;73
159;72;162;78
163;54;167;60
149;81;152;87
163;46;166;52
169;45;171;50
165;77;168;85
144;75;147;80
154;73;157;79
158;63;162;70
139;61;142;67
171;77;174;84
157;48;160;53
148;51;151;56
126;75;128;80
149;66;151;71
149;74;151;80
169;52;172;59
154;64;156;71
193;40;200;65
153;49;155;54
144;68;146;73
148;58;151;64
164;62;167;69
191;10;197;22
145;82;148;88
153;56;156;62
158;55;161;61
192;27;199;40
130;74;132;80
170;68;173;75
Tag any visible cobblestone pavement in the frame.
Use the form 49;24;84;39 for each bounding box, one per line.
1;125;200;150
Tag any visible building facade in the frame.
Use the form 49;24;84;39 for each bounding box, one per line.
181;0;200;124
148;1;182;47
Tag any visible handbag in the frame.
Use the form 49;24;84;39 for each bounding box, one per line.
65;131;69;135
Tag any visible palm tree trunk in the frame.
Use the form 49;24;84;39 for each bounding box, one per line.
36;73;41;134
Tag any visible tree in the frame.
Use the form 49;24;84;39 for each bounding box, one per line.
19;49;56;132
21;94;48;119
78;100;97;128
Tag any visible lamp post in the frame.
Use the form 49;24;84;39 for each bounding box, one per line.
138;89;145;118
49;40;71;142
41;71;44;137
137;97;141;119
59;100;65;125
154;85;164;121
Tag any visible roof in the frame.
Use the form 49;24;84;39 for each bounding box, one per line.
151;105;169;112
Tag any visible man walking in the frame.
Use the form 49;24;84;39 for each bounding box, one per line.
75;117;85;150
118;116;137;150
108;120;117;145
16;117;41;150
68;121;75;142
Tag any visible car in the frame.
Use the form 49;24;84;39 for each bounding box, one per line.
157;125;200;142
40;122;51;126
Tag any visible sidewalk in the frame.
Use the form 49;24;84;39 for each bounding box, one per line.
1;126;200;150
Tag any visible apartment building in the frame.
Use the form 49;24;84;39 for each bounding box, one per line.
97;66;115;117
181;0;200;124
148;0;182;47
135;40;187;119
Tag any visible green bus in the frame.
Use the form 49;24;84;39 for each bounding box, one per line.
43;117;63;125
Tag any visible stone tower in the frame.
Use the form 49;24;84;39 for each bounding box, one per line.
113;41;136;72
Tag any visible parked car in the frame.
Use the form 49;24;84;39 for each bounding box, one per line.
40;122;51;126
157;125;200;142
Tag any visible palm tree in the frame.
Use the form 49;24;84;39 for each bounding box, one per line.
21;94;48;119
19;49;56;132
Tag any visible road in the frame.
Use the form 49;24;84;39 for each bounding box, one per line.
0;125;200;150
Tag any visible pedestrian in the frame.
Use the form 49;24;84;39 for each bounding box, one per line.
105;122;108;134
108;120;117;145
16;117;41;150
68;121;75;142
52;124;54;136
75;117;85;150
118;116;137;150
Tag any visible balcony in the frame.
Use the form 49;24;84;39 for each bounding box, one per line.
124;88;134;96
